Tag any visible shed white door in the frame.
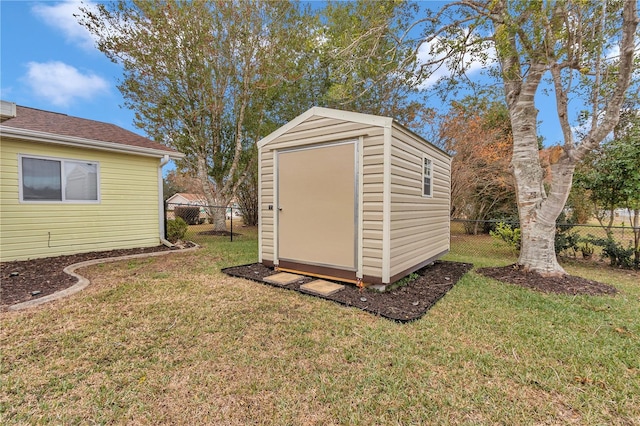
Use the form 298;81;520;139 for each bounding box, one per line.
277;141;356;269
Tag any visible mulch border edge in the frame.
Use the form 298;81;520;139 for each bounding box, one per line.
5;244;200;312
222;261;474;323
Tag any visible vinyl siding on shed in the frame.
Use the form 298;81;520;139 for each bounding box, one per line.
259;107;451;286
388;123;450;278
0;138;160;261
259;115;386;277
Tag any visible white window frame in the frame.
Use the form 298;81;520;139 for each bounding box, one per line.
18;154;101;203
422;156;433;198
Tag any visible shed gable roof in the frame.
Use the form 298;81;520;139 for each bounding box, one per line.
257;107;450;158
0;105;182;158
257;107;393;149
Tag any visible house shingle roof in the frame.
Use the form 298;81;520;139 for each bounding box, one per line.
178;193;207;202
1;105;179;155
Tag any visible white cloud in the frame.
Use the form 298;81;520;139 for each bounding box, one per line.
32;1;98;51
25;61;109;107
415;31;496;90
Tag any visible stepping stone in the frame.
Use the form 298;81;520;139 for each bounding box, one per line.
300;280;345;297
263;272;303;286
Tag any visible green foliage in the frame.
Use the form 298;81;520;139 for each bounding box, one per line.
555;227;580;257
573;112;640;266
78;1;314;229
312;1;430;131
490;222;521;252
577;240;594;259
555;212;580;257
387;272;420;291
166;217;188;243
574;125;640;224
587;236;637;269
566;185;594;224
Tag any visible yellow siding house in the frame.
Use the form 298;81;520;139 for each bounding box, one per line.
0;101;184;261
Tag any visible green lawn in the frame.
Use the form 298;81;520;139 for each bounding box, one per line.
1;228;638;424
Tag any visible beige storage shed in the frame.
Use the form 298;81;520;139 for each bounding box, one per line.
258;107;451;287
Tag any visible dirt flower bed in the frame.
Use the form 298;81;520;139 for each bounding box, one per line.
0;245;190;308
223;261;473;322
476;264;619;296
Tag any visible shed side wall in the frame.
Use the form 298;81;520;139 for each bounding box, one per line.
388;123;451;280
0;138;160;261
259;115;385;279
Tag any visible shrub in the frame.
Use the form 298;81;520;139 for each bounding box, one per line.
588;236;636;269
490;222;521;251
174;206;200;225
555;212;580;257
167;217;188;242
555;226;580;257
577;239;594;259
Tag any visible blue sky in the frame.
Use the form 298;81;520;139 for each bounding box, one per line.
1;0;570;146
1;1;138;132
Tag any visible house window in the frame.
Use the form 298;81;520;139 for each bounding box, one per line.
423;157;433;197
20;155;99;202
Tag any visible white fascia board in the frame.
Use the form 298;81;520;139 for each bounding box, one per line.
312;107;393;128
257;106;393;150
0;126;185;159
257;108;317;149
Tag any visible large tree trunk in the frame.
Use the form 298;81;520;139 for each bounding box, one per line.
509;96;572;276
212;207;227;232
196;155;231;232
512;136;577;276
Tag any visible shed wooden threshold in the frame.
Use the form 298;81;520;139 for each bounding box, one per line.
275;267;360;285
266;249;450;290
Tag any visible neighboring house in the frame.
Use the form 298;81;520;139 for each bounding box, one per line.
166;192;209;222
258;107;451;288
165;193;207;209
166;193;242;221
0;101;184;262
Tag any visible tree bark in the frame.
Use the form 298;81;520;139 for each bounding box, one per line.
509;100;569;276
196;154;230;232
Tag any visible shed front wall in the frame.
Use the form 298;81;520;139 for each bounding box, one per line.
259;115;385;280
388;123;450;281
0;138;161;261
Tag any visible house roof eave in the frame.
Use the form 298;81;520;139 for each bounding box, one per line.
0;126;185;159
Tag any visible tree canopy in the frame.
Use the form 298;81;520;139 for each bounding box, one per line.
79;0;313;230
79;0;432;231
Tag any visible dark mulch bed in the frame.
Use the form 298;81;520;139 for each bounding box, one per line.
222;261;473;322
476;264;618;296
0;244;191;308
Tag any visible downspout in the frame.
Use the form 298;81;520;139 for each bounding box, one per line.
158;154;174;247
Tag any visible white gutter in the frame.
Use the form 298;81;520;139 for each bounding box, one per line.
0;126;184;159
158;154;174;247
